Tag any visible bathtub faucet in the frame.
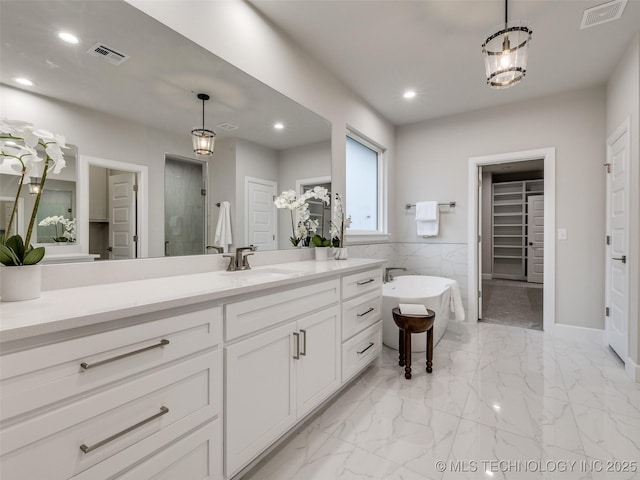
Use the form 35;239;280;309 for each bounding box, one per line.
384;267;407;283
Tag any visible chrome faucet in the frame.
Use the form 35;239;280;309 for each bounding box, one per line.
224;245;257;271
384;267;406;283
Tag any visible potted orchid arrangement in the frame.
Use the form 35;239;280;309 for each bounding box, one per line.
274;189;309;246
0;119;67;301
330;193;351;259
305;186;331;249
38;215;77;243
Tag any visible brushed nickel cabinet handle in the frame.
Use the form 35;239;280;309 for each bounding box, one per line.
356;278;375;286
357;342;375;355
357;307;374;317
300;329;307;356
293;332;300;360
80;406;169;454
80;339;169;370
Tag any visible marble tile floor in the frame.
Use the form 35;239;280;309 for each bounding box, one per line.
242;322;640;480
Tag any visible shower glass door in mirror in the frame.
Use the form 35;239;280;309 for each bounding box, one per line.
164;156;206;257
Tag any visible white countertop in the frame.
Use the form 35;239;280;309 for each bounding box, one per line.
0;259;383;343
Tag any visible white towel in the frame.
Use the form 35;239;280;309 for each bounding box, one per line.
443;279;465;321
214;201;232;252
399;303;429;315
415;201;439;237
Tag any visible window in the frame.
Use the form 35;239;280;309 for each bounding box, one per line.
346;133;386;237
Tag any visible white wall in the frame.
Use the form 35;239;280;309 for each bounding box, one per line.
209;138;237;252
397;87;607;329
0;84;204;258
125;0;396;240
607;33;640;365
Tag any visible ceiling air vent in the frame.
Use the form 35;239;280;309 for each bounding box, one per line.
215;122;239;131
87;42;130;66
580;0;628;29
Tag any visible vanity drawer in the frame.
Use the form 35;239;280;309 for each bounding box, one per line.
72;419;222;480
341;268;382;300
341;321;382;382
225;279;339;341
342;290;382;341
0;306;221;422
0;350;221;480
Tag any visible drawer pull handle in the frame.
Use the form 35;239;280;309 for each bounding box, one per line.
293;332;300;360
356;278;375;286
80;339;170;370
300;329;307;356
80;406;169;454
357;307;374;317
357;342;375;355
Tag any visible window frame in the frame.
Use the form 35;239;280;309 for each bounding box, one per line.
345;130;389;243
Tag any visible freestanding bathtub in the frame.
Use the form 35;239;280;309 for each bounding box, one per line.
382;275;459;352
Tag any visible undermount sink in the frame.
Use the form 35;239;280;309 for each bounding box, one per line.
220;267;301;278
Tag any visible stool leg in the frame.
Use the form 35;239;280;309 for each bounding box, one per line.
404;331;412;379
398;329;405;366
426;327;433;373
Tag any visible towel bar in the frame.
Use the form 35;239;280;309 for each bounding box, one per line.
405;202;456;210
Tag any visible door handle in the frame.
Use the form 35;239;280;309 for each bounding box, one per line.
299;329;307;356
612;255;626;264
293;332;300;360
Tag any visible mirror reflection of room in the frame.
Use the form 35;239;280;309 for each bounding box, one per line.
0;0;331;263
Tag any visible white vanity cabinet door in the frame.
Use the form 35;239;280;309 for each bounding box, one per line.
342;268;382;300
296;306;340;417
225;322;297;478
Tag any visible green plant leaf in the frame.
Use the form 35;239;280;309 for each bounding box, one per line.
0;244;20;266
23;247;45;265
6;235;25;262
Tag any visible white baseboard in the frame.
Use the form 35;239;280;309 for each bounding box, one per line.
625;357;640;383
552;323;605;344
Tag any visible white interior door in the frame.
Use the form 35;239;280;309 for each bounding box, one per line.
108;173;137;260
605;125;629;361
527;195;544;284
246;178;277;250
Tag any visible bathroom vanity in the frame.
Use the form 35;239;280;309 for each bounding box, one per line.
0;259;383;480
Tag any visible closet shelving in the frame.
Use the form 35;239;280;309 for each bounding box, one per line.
491;179;543;280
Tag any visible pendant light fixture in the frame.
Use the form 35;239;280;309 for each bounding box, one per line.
29;177;41;195
481;0;532;89
191;93;216;156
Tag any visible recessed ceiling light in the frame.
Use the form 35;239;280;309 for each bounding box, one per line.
403;90;416;99
14;77;36;87
58;31;80;44
274;122;284;130
492;403;501;411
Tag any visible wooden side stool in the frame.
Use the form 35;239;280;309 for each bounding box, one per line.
391;307;435;379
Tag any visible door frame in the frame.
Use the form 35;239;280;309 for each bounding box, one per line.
468;147;556;332
78;155;149;258
605;118;631;360
244;176;278;248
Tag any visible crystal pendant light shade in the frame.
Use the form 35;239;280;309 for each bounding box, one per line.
191;93;216;156
482;0;532;89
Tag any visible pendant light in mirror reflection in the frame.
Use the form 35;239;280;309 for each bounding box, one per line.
29;177;41;195
481;0;532;89
191;93;216;156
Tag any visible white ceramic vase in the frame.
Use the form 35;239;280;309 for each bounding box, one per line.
333;247;348;260
314;246;329;261
0;264;42;302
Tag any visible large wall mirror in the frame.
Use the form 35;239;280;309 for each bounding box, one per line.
0;0;331;262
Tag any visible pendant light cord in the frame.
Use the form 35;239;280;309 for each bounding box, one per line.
504;0;508;26
202;98;205;130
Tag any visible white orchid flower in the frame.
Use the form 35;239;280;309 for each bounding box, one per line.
52;157;66;174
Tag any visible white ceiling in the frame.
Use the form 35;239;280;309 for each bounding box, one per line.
251;0;640;125
0;1;330;151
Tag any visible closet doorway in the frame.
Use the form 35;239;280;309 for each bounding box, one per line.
468;147;556;332
480;161;544;330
